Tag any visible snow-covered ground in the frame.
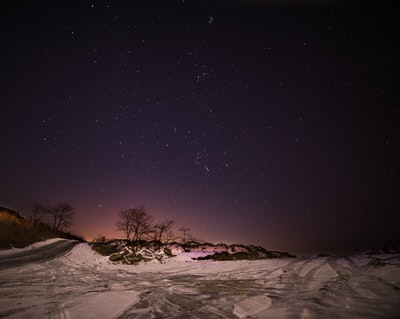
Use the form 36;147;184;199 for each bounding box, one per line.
0;238;66;256
0;240;399;318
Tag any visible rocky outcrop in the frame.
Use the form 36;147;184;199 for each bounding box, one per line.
96;240;295;265
194;244;295;260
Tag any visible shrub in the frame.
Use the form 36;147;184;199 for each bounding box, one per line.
163;247;174;257
91;244;119;256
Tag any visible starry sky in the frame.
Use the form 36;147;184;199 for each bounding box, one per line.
1;0;399;254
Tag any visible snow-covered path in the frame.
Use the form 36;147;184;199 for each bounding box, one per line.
0;239;77;270
0;242;399;318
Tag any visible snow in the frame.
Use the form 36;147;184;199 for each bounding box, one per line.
0;238;67;256
233;295;272;318
1;240;400;318
309;263;338;290
65;291;139;319
64;240;110;266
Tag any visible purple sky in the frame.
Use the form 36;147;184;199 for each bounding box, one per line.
1;1;399;254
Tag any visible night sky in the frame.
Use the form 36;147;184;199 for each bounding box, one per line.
1;1;399;254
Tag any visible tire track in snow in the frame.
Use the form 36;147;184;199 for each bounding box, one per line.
116;269;277;319
255;257;339;318
314;256;400;319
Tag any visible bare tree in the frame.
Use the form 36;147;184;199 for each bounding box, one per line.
116;207;153;244
179;227;191;244
164;229;176;243
154;219;175;243
116;210;133;240
92;234;109;244
30;202;49;225
49;203;75;231
130;207;153;243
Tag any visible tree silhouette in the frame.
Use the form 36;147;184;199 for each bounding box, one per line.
116;207;153;245
130;207;153;243
154;219;175;243
30;202;48;225
116;210;133;241
179;227;191;244
50;203;75;231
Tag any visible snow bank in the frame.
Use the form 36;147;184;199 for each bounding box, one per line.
64;241;110;266
0;238;68;256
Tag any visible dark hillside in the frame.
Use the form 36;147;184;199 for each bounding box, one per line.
0;207;83;249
